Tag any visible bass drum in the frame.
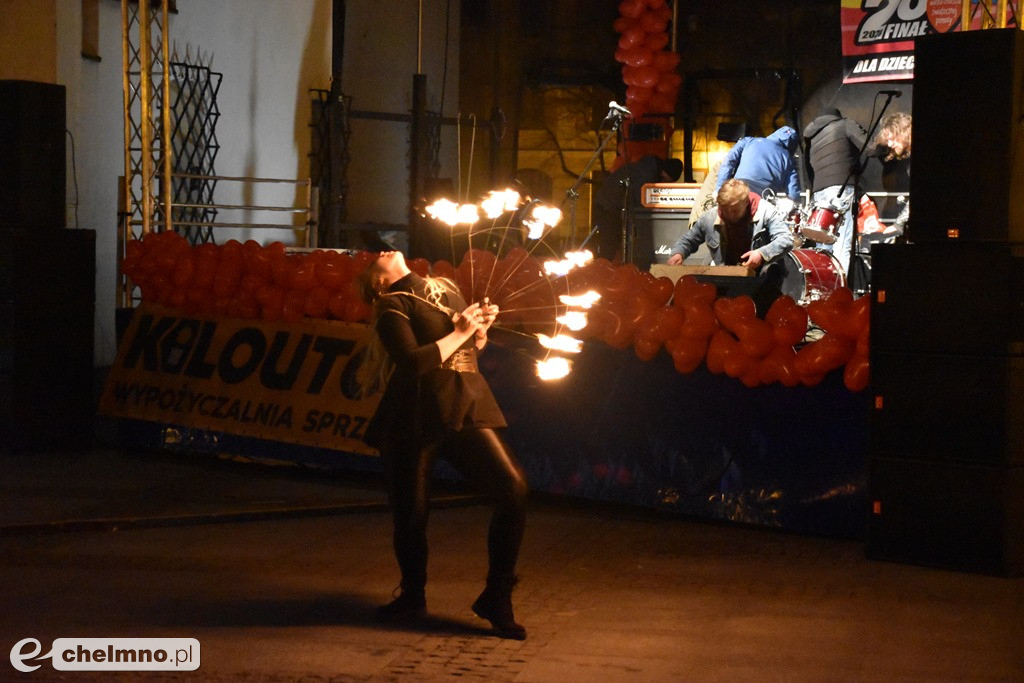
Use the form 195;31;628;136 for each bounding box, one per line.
779;248;846;305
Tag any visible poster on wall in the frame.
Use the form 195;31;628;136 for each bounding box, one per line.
840;0;1014;83
99;304;384;456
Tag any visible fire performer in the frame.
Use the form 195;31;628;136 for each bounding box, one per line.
360;250;529;640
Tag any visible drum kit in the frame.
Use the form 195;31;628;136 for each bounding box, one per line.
779;197;851;305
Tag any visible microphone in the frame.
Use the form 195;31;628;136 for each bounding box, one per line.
879;89;902;98
607;101;632;118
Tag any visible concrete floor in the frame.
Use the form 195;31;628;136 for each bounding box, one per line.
1;447;1022;681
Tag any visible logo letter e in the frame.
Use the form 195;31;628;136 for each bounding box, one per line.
10;638;48;672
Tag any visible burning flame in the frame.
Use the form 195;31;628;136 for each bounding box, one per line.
426;198;480;226
556;311;588;331
559;290;601;309
481;189;522;218
536;357;572;380
543;249;594;277
536;333;583;354
523;203;563;240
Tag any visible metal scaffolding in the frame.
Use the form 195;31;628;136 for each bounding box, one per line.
119;0;171;306
961;0;1019;29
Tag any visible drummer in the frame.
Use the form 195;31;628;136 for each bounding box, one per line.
802;107;869;274
666;179;794;273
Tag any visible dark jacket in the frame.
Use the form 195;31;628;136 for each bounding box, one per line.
803;114;868;191
364;273;505;450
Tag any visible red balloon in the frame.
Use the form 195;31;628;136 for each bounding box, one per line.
844;354;870;392
613;16;636;33
738;318;776;359
817;332;856;371
624;47;653;67
640;11;667;33
633;337;662;361
666;334;707;373
652;51;681;72
171;252;196;287
290;259;318;291
618;27;645;50
352;250;377;273
625;85;653;105
679;302;718;339
243;241;273;279
713;295;756;334
647;276;674;306
168;287;189;309
644;32;669;52
317;253;351;290
282;290;306;323
706;330;735;374
618;0;645;19
270;255;295;288
213;268;240;299
304;286;332;318
634;65;659;89
327;292;348;320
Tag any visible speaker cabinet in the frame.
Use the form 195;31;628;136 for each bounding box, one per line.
633;209;692;265
867;456;1024;576
871;352;1024;464
870;242;1024;356
910;29;1024;242
0;229;95;449
0;81;67;230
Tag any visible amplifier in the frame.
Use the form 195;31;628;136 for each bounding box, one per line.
640;182;702;208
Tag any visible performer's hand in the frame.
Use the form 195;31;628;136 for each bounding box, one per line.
667;253;683;266
452;302;484;335
740;250;764;270
477;298;499;335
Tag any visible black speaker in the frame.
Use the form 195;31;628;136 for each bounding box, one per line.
870;242;1024;356
910;29;1024;242
871;352;1024;464
867;456;1024;576
0;80;67;230
1;228;95;449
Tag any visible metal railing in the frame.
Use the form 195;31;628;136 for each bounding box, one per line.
117;173;318;307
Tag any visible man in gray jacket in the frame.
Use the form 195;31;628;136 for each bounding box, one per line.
666;178;793;272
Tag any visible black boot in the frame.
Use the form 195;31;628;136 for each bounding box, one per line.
377;587;426;621
471;576;526;640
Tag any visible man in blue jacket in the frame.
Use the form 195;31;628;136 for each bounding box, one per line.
716;125;801;206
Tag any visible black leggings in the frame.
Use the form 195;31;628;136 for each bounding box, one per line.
382;428;528;592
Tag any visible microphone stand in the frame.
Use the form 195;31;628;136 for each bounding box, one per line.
834;91;900;252
571;112;626;251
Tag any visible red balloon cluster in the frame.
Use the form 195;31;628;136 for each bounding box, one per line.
121;235;871;392
571;260;870;392
120;232;377;323
614;0;681;119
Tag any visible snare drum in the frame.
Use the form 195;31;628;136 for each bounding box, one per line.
800;205;839;244
779;248;846;305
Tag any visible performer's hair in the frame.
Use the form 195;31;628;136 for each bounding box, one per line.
876;112;912;160
717;178;750;207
